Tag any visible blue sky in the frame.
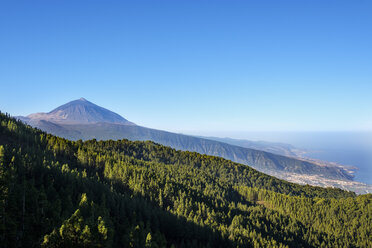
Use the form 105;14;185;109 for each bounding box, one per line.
0;0;371;134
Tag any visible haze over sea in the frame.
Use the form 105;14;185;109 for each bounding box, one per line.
188;131;372;184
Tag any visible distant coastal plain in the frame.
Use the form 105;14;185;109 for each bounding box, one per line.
222;131;372;185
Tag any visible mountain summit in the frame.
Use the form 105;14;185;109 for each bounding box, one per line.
20;98;135;125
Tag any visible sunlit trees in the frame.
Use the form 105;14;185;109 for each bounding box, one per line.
0;112;370;248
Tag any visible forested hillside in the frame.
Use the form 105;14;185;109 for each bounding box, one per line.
24;120;353;181
0;112;371;247
17;98;353;181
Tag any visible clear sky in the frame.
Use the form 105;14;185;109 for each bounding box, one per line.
1;0;371;134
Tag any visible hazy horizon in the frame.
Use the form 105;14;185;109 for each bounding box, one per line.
4;97;372;133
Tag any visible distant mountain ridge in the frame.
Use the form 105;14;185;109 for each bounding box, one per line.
197;136;307;158
16;98;354;182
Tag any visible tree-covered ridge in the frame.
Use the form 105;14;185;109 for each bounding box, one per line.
0;112;370;247
19;101;354;181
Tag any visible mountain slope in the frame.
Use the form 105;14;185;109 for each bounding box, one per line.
199;136;306;158
16;98;353;181
1;111;370;248
25;120;354;181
